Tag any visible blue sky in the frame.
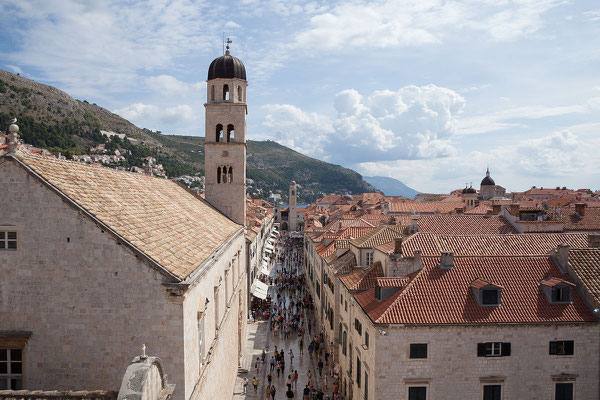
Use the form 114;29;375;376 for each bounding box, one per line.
1;0;599;193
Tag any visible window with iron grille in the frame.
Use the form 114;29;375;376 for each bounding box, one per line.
0;349;22;390
0;231;17;250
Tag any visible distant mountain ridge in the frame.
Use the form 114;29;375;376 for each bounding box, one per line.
363;176;420;198
0;69;376;203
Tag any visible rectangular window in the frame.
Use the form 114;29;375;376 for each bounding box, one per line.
364;371;368;400
549;341;574;355
198;316;205;369
0;349;23;390
481;289;499;305
354;319;362;336
342;331;347;356
410;343;428;359
364;331;369;348
483;385;501;400
366;252;373;266
0;231;17;250
552;287;571;303
408;386;427;400
341;294;344;305
477;342;511;357
555;383;573;400
356;357;361;388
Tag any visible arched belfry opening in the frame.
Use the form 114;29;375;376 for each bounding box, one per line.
217;166;222;183
211;85;215;102
227;124;235;142
216;124;223;142
223;84;229;101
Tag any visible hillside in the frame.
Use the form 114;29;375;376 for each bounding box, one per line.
0;69;375;203
363;176;420;198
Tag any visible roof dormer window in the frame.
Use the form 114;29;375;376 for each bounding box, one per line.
540;278;575;304
470;278;502;306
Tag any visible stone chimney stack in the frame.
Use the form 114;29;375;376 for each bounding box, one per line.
394;237;403;256
492;204;502;215
556;243;569;270
575;203;586;217
440;251;454;269
588;233;600;248
509;203;520;217
410;214;420;233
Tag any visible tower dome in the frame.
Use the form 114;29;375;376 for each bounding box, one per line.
480;168;495;186
207;47;246;81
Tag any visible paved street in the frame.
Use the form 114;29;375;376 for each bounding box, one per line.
234;235;336;399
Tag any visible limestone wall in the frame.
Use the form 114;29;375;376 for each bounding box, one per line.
0;160;185;396
373;324;600;399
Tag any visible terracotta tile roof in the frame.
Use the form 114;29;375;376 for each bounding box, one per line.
339;261;383;292
350;225;405;248
539;277;575;288
377;277;410;287
374;240;396;255
327;250;357;274
469;278;501;290
567;248;600;307
317;241;336;258
389;201;461;214
12;152;241;280
400;232;591;257
357;255;596;325
417;215;517;235
551;207;600;231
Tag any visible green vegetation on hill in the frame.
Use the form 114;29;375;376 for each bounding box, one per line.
0;69;376;203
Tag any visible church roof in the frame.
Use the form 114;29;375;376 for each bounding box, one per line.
207;50;246;81
8;151;242;281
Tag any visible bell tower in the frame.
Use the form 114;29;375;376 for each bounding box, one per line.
204;42;247;225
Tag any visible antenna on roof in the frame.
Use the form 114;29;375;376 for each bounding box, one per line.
222;32;225;54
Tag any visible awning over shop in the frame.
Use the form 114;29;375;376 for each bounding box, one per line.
260;261;270;275
250;279;269;299
264;243;275;252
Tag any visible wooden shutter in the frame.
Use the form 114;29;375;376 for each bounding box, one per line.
565;341;574;355
501;342;511;356
477;343;486;357
549;341;558;355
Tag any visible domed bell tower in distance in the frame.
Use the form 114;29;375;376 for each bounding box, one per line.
204;41;247;225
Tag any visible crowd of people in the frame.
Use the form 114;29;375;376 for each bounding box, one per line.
243;230;343;400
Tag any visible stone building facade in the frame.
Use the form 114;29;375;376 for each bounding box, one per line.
0;153;247;400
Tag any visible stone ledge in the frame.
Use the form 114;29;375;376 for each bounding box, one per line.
0;390;118;400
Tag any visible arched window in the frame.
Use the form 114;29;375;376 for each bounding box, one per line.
216;124;223;142
217;166;222;183
238;86;242;102
211;85;215;101
228;166;233;183
223;84;229;101
227;124;235;142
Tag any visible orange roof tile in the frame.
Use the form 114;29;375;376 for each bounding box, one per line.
10;152;241;280
339;262;383;292
356;255;595;325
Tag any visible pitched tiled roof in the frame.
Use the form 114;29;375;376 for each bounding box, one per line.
417;215;518;235
389;201;462;214
377;277;410;287
327;250;357;274
339;261;383;292
551;207;600;231
350;225;405;248
400;232;591;257
567;248;600;307
11;152;241;280
356;255;595;325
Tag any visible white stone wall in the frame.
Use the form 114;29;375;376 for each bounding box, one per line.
0;159;248;400
372;324;600;400
0;160;185;395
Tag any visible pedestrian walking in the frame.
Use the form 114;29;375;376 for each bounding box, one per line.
252;376;259;393
270;385;276;400
318;360;324;377
294;370;298;389
266;385;271;399
242;377;248;394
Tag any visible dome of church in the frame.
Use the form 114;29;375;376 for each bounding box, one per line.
207;49;246;81
480;168;495;186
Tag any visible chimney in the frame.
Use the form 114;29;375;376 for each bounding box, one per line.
7;119;20;154
556;243;569;270
575;203;586;217
338;220;343;230
410;214;420;233
440;251;454;269
394;237;403;255
509;203;520;216
589;233;600;248
492;204;502;215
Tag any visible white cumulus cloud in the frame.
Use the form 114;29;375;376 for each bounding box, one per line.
262;84;465;163
114;103;195;127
